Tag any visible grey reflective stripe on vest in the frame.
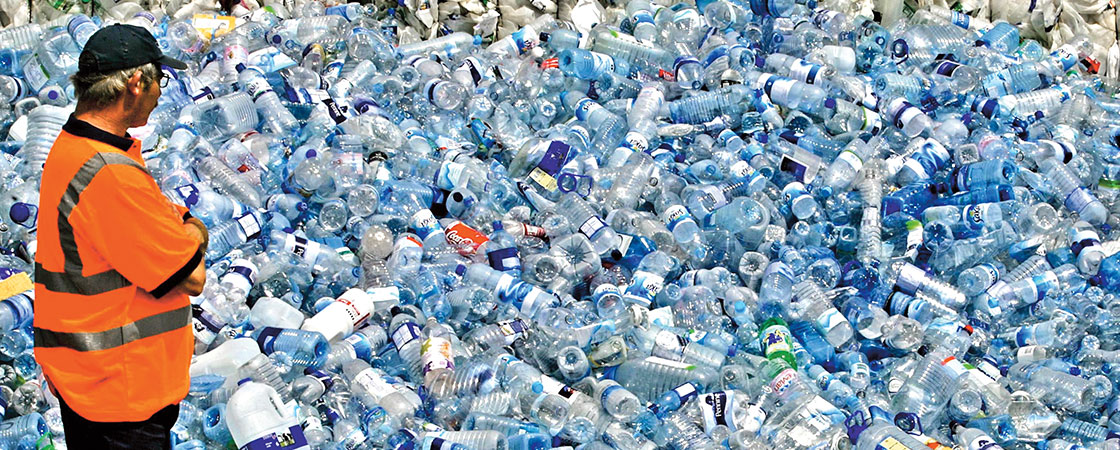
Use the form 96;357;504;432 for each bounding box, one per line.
37;152;148;295
34;304;191;352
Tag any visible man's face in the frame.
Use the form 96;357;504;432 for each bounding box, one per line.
126;69;161;128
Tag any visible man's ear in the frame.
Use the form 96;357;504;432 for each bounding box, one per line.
126;69;145;96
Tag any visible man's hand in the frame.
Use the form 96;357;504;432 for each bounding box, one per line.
174;217;208;297
184;217;209;253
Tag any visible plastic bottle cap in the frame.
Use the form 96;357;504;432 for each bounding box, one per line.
824;98;836;109
455;264;466;276
306;149;317;158
9;203;30;224
492;221;503;230
531;381;543;393
237;378;251;386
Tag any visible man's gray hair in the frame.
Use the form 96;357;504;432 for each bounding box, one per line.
69;63;160;109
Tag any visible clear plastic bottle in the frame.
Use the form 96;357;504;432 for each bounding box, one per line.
1040;158;1108;225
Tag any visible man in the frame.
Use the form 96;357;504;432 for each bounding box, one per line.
33;24;208;448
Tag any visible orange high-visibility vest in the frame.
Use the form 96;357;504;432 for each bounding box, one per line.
34;116;201;422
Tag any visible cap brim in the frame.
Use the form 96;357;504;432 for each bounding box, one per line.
157;55;188;70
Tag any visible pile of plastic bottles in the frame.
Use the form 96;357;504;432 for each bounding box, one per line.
7;0;1120;449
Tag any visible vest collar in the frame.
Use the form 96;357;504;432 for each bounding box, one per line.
62;115;136;153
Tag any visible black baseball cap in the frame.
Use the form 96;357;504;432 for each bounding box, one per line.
78;24;188;75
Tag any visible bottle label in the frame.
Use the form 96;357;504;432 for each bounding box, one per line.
410;209;443;240
336;290;371;327
698;391;734;432
894;264;927;295
488;247;521;272
759;324;793;360
891;101;923;129
222;260;256;293
951;11;971;29
975;263;1001;286
578;216;608;239
175;184;201;208
812;10;841;29
458;57;488;86
934;60;961;77
240;425;308;450
284;234;322;265
779;154;811;182
668;383;697;405
662;205;693;232
22;56;49;91
391;322;422;352
814;308;846;337
519;288;554;316
1028;271;1059;301
769;367;798;395
767;78;797;105
729;161;755;179
836;148;864;173
445;221;489;255
599;384;623;406
354;368;398;400
236;212;262;240
652;329;687;359
539;375;575;399
497;319;528;345
965;435;1000;450
242;74;273;101
572;97;603;122
516;223;548;238
789;59;822;85
626;271;665;305
343;333;373;361
1070;230;1101;256
421;337;454;374
622;131;650;153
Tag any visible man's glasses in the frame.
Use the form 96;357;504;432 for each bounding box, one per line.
157;66;174;88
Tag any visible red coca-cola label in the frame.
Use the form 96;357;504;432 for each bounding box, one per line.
445;221;489;255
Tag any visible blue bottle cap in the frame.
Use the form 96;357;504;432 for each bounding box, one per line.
9;203;30;224
237;378;252;386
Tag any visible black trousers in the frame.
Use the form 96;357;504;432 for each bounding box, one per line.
57;394;178;450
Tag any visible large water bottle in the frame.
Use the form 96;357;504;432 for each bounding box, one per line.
397;32;479;59
205;210;264;260
890;350;957;419
457;264;558;318
66;15;99;49
193;91;259;140
342;360;421;420
0;412;46;449
16;104;71;175
0;24;43;52
607;356;719;401
301;288;374;342
252;326;329;368
196;156;263;208
237;66;298;135
1006;361;1097;413
226;379;308;450
1039;158;1108;225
